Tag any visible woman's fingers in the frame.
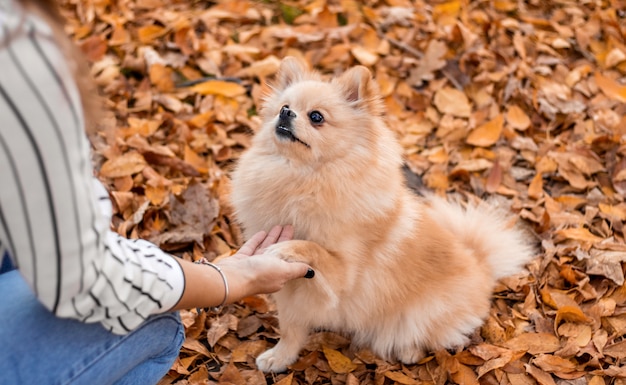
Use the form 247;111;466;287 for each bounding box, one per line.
238;230;267;256
276;225;294;243
255;225;294;255
238;225;295;257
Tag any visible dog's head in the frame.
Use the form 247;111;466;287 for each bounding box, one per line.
258;57;385;166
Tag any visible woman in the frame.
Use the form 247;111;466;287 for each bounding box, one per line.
0;0;313;383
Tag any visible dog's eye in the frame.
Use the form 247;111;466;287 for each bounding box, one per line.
308;111;324;125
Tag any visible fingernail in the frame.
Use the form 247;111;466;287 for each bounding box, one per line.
304;268;315;279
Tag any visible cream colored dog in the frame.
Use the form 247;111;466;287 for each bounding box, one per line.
230;57;534;372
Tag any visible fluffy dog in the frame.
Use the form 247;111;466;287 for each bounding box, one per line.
230;57;534;372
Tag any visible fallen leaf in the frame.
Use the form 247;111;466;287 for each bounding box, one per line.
466;114;504;147
322;346;358;374
434;87;472;117
100;152;147;178
594;72;626;102
190;80;247;98
506;105;531;131
504;333;561;355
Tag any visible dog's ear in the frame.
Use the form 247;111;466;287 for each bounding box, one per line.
336;66;383;115
276;57;308;91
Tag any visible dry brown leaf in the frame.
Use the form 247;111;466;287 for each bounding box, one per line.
100;152;147;178
383;370;420;385
504;333;561;355
466;114;504;147
525;364;557;385
274;372;294;385
532;354;577;373
409;39;448;86
433;87;472;117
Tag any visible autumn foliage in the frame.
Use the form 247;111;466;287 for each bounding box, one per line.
58;0;626;384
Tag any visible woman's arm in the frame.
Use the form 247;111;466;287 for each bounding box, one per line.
0;3;312;334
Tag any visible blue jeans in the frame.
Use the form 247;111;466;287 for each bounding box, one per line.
0;254;184;385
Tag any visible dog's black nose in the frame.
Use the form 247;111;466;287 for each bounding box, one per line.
280;105;296;119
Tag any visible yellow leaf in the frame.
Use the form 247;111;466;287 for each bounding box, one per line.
433;87;472;117
506;105;531;131
467;114;504;147
190;80;246;98
555;228;603;244
595;72;626;102
322;346;357;374
137;25;167;44
100;152;147;178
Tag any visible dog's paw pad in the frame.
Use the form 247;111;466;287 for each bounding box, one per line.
256;348;293;373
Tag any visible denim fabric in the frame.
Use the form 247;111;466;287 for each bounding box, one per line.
0;270;184;385
0;251;15;274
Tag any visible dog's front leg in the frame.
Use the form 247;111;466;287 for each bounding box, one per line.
255;240;346;372
256;320;309;372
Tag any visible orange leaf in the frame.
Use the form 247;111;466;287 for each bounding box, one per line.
467;114;504;147
322;346;357;374
485;160;502;193
137;25;167;44
506;105;531;131
594;72;626;102
149;64;174;92
450;363;480;385
383;370;420;385
80;35;107;62
555;305;590;324
145;184;168;206
528;172;544;199
274;372;294;385
190;80;247;98
525;364;557;385
100;152;147;178
184;146;209;174
555;228;603;244
433;87;472;117
504;333;561;354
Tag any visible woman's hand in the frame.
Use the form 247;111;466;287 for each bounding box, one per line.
218;225;314;300
171;225;313;311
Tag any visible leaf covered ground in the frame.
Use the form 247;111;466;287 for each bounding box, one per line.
58;0;626;384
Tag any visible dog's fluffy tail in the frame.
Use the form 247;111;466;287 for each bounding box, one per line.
425;195;535;280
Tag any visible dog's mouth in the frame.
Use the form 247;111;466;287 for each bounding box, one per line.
275;124;310;148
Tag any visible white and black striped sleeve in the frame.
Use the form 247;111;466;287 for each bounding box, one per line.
0;2;185;334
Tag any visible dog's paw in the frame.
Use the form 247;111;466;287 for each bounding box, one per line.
264;242;301;263
256;348;297;373
397;347;426;365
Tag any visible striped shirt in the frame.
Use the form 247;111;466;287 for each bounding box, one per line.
0;0;185;334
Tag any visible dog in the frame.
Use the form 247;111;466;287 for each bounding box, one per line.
230;57;534;372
